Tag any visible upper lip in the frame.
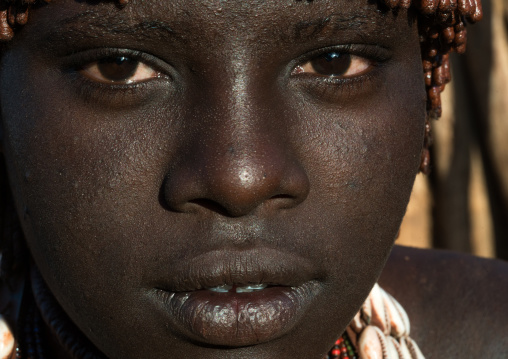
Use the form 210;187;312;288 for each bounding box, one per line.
153;247;322;292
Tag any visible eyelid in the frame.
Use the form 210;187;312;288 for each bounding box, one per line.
292;54;372;78
290;44;391;78
66;48;172;85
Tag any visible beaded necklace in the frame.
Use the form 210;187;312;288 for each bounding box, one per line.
327;335;357;359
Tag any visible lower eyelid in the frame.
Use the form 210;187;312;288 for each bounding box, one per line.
69;72;174;110
293;71;379;103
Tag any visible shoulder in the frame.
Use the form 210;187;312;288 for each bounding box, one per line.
379;245;508;358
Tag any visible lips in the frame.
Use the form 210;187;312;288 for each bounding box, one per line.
151;248;324;347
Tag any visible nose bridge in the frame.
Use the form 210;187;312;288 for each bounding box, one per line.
209;57;277;158
215;46;266;133
193;46;288;174
195;95;285;192
163;60;310;217
195;76;293;208
188;49;279;163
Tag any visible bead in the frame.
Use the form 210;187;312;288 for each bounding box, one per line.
0;10;14;41
421;0;439;14
0;315;15;359
439;0;452;11
385;0;400;9
399;0;411;8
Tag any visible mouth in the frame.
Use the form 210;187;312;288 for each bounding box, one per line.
206;283;268;293
151;249;324;347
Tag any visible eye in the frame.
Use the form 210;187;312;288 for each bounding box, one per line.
292;52;372;78
79;56;161;84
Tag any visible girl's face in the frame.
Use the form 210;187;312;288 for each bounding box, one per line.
1;0;425;358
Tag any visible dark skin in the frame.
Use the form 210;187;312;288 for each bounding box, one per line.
0;0;506;358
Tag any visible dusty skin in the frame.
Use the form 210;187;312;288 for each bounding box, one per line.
0;0;507;358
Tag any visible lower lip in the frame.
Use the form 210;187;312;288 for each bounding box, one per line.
155;282;322;347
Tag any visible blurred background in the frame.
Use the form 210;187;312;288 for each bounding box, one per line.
396;0;508;260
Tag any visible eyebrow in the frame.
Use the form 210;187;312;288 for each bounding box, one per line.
39;7;378;53
292;13;371;41
40;9;184;49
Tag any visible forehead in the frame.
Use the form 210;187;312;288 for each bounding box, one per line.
28;0;411;54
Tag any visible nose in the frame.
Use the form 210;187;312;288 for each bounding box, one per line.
162;95;310;218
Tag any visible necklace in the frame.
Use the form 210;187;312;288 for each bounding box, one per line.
326;334;358;359
339;284;426;359
9;271;423;359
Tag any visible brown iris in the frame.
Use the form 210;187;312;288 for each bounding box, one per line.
96;57;139;82
310;52;352;77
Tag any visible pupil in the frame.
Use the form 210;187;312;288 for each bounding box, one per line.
310;52;352;76
97;57;139;82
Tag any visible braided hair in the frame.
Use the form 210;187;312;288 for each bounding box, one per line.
0;0;483;276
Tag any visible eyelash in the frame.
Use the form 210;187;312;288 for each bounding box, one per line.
294;44;390;73
64;44;390;105
64;48;174;106
289;44;391;101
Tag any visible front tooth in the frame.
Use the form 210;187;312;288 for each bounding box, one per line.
235;284;268;293
207;284;233;293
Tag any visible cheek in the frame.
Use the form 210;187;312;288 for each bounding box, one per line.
0;50;171;300
287;79;426;324
295;65;426;226
0;54;181;354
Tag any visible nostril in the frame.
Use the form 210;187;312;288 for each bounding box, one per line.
269;194;300;210
161;144;310;217
187;195;298;216
188;199;230;216
270;194;293;200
